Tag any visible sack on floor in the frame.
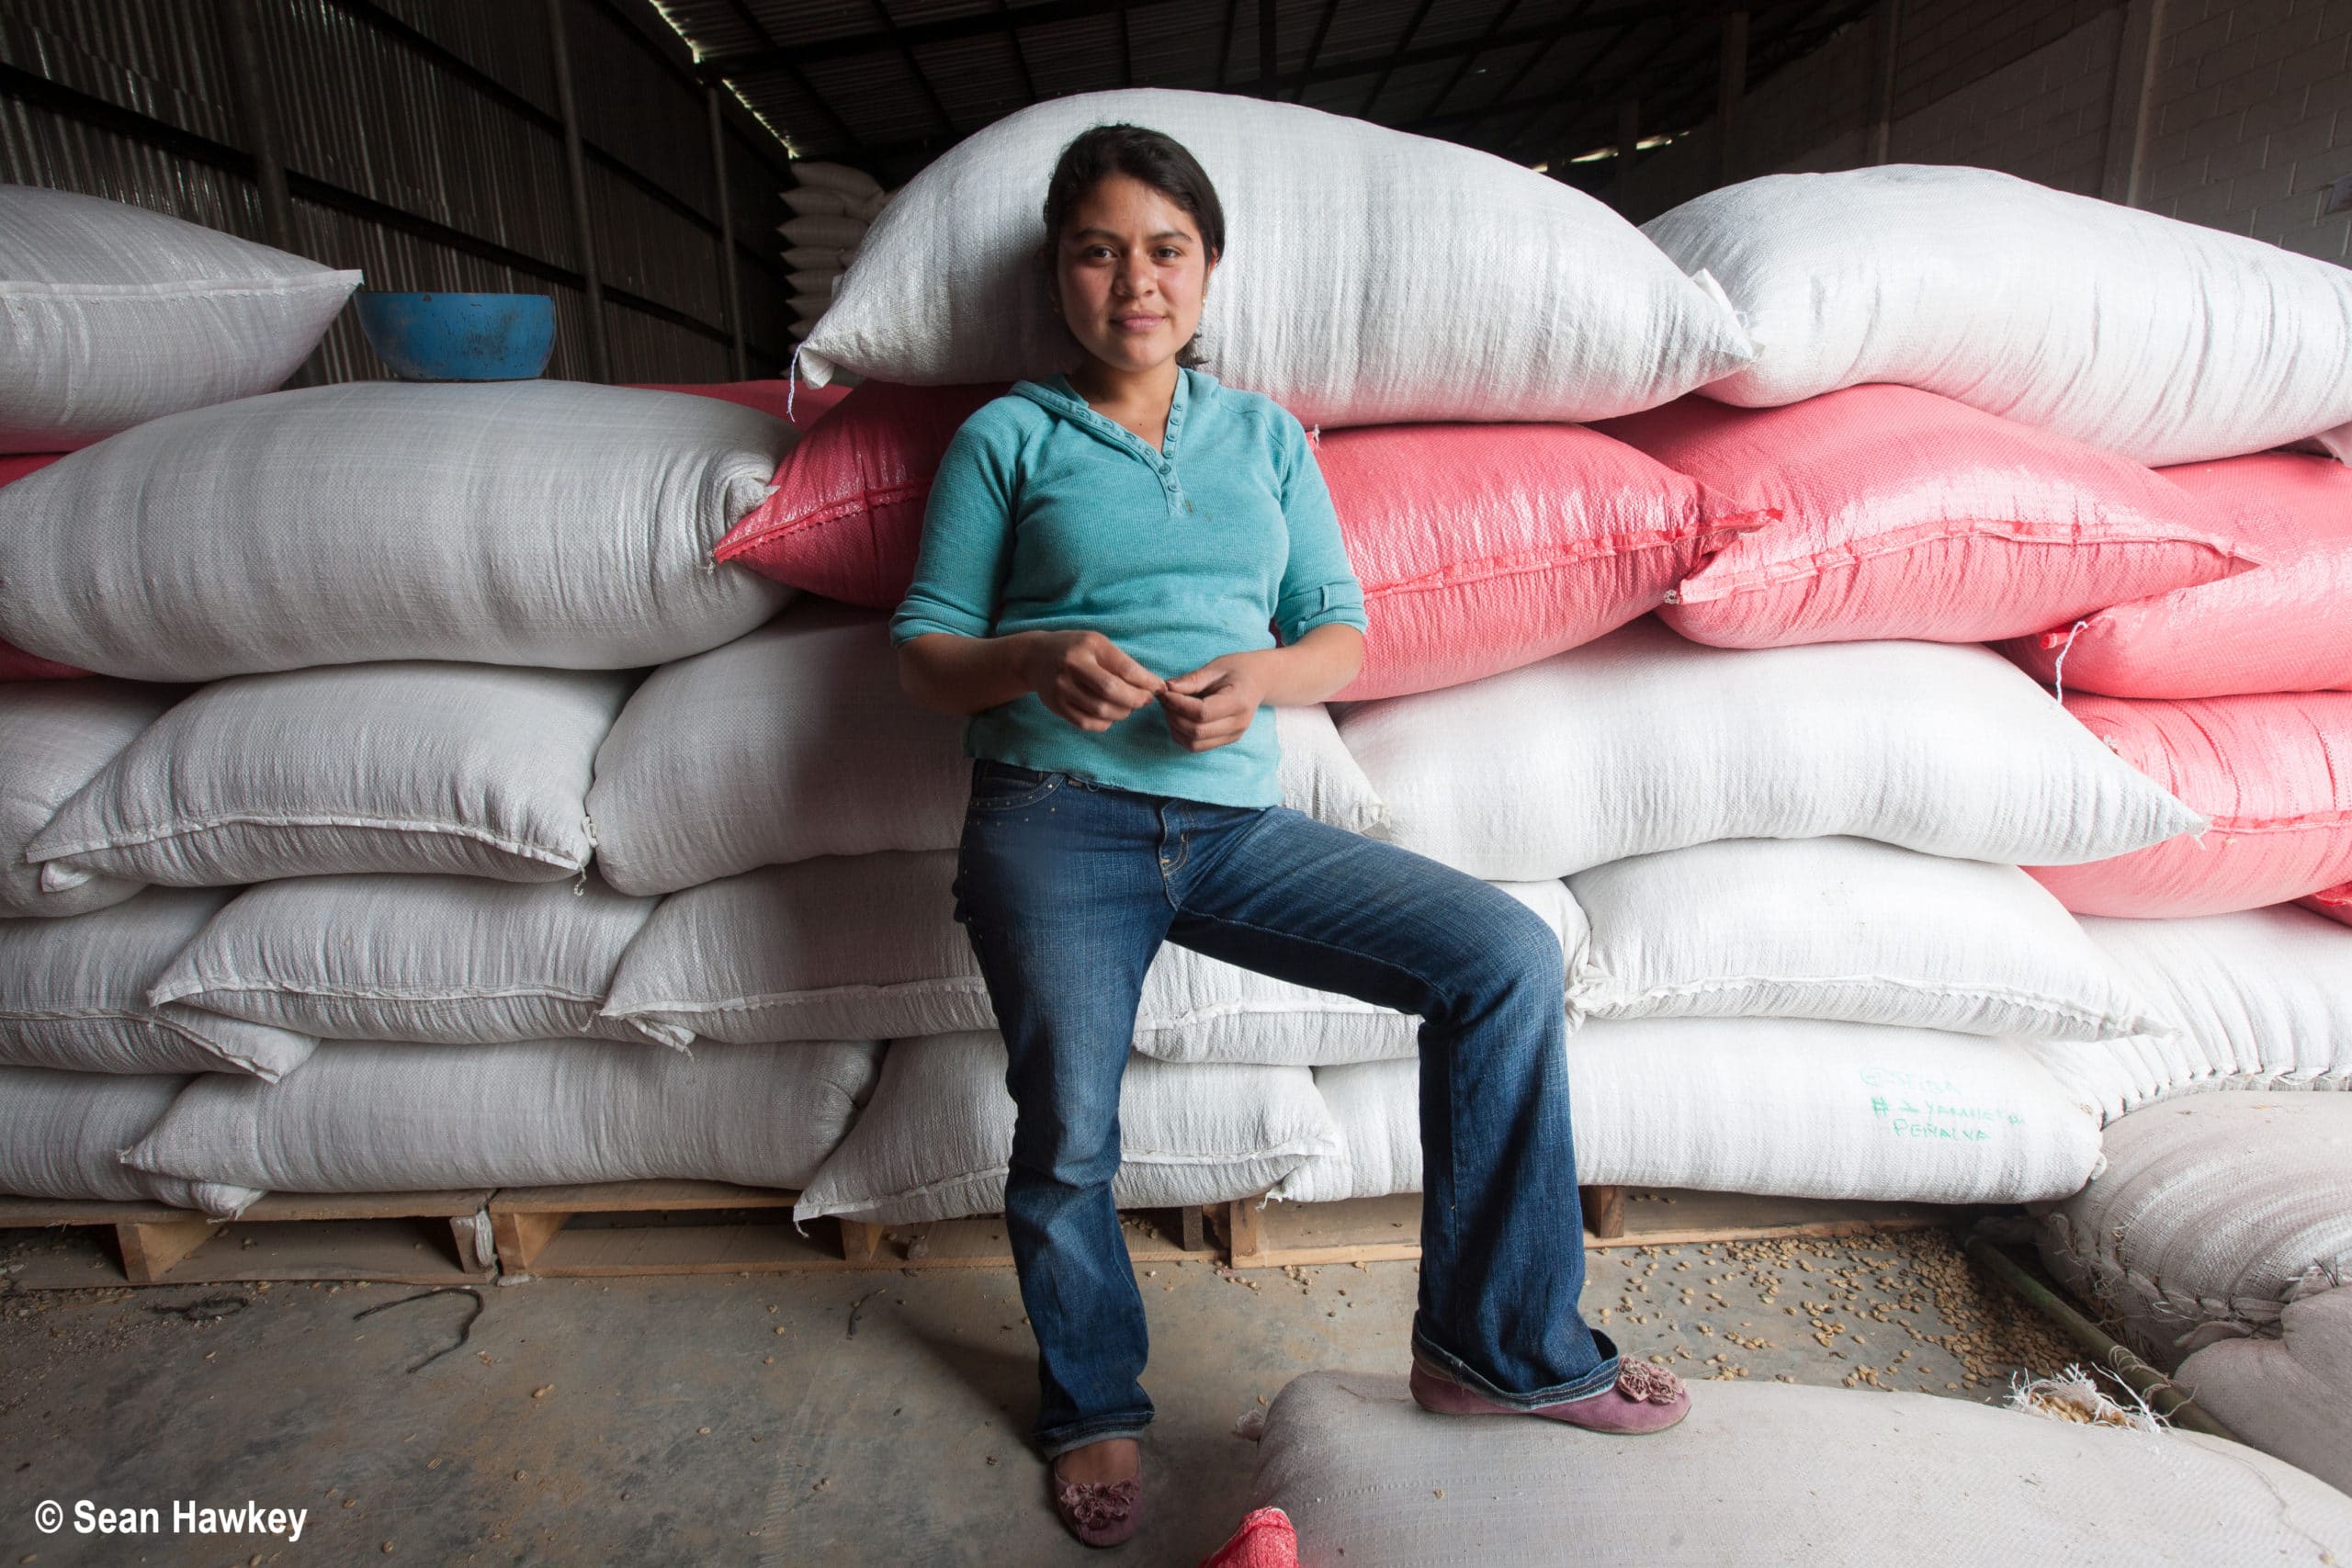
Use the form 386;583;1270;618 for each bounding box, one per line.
719;389;1767;700
1595;386;2252;648
2000;454;2352;699
0;889;315;1079
0;186;361;454
791;1031;1338;1224
151;872;658;1045
599;850;1578;1066
0;382;794;680
2036;1095;2352;1364
587;602;1384;896
800;88;1752;427
0;680;177;918
1568;836;2172;1042
0;1067;263;1217
2026;690;2352;916
1246;1372;2352;1567
29;663;628;887
1336;616;2202;880
122;1038;884;1194
1281;1015;2102;1206
2176;1288;2352;1497
1644;164;2352;466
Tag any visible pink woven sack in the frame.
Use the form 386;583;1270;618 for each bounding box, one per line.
1196;1506;1298;1568
1594;385;2255;649
2303;886;2352;928
2028;691;2352;917
713;382;1761;700
2000;453;2352;699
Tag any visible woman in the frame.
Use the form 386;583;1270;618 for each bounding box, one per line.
891;123;1688;1550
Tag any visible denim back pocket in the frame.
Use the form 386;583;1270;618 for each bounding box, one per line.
967;760;1064;812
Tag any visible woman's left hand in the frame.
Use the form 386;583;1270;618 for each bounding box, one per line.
1157;651;1270;751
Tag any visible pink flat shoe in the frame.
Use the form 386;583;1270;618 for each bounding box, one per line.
1050;1454;1142;1548
1409;1356;1691;1435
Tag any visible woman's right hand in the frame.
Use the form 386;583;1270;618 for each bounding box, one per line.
1019;630;1165;733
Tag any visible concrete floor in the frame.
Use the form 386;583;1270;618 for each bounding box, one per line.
0;1220;2082;1567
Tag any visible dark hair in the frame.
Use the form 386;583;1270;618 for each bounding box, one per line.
1039;124;1225;369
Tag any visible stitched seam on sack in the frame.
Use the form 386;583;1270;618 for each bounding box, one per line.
32;814;582;867
155;982;605;1007
0;276;362;300
1577;974;2157;1037
0;1006;272;1074
720;480;932;555
813;1138;1328;1214
1361;529;1718;602
1670;521;2248;605
604;976;989;1020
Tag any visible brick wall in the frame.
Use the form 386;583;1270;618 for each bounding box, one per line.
1601;0;2352;269
2138;0;2352;261
1888;6;2123;194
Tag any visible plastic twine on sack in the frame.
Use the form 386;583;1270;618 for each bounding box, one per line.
2049;619;2091;705
786;344;803;425
573;816;598;896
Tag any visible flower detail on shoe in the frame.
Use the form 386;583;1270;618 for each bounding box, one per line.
1615;1360;1685;1404
1063;1476;1143;1541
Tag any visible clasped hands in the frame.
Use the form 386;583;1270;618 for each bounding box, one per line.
1020;629;1264;752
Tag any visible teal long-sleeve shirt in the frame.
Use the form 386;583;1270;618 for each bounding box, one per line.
888;367;1369;808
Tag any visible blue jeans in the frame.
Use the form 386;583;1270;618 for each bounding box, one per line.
950;759;1619;1457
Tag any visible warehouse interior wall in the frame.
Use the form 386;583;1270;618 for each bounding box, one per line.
0;0;800;382
1605;0;2352;266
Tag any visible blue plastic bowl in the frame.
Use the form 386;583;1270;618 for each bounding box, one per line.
355;291;557;381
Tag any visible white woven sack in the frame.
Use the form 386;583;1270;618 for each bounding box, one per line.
1277;1016;2101;1205
28;663;628;887
1567;836;2172;1042
0;1067;263;1216
0;889;314;1078
786;267;844;295
783;245;858;272
122;1038;883;1194
791;1030;1338;1224
1335;616;2203;880
786;293;832;320
779;213;867;250
799;88;1752;428
2177;1289;2352;1496
0;680;176;917
2085;906;2352;1093
600;848;1577;1063
150;873;658;1045
0;186;362;454
781;186;854;218
588;602;1385;895
2036;1095;2352;1361
791;161;882;200
2034;906;2352;1123
1643;165;2352;467
0;382;793;680
1248;1373;2352;1567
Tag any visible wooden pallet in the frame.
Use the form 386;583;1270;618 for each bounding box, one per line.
486;1181;1219;1276
1216;1185;1955;1269
0;1190;496;1287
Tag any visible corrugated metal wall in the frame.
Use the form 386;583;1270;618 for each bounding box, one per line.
0;0;796;384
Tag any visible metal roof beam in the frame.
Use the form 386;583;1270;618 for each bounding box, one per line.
696;0;1147;81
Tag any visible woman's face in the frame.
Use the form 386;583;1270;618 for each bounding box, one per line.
1051;173;1217;378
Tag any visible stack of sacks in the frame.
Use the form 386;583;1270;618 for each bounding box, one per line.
1640;168;2352;921
2;184;362;679
2034;1095;2352;1494
781;161;890;344
1317;624;2209;1207
0;251;883;1212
